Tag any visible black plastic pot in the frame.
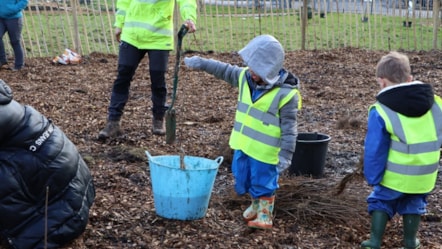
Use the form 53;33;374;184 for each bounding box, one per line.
289;132;331;178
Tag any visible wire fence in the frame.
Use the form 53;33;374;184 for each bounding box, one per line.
3;0;441;58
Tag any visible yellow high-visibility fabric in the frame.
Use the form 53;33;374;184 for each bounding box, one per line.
115;0;197;50
372;98;442;193
229;69;300;164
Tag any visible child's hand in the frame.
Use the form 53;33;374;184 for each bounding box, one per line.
184;56;203;70
277;156;291;173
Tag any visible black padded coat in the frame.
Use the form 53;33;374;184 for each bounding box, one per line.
0;80;95;249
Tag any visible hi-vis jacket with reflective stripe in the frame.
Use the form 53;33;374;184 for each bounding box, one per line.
114;0;197;50
372;97;442;193
229;69;302;165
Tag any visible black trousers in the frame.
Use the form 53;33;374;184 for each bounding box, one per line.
108;41;170;121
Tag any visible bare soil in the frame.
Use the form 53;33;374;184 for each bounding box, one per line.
1;47;441;249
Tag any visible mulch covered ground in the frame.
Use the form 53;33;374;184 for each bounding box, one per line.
1;47;441;248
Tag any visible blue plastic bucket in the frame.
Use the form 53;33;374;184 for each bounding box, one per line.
145;151;223;220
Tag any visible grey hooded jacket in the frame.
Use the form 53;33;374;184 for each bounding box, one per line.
184;35;301;168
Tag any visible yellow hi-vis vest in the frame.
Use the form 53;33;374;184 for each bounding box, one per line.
373;97;442;193
229;69;302;164
114;0;197;50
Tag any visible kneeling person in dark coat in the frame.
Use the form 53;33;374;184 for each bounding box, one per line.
0;79;95;249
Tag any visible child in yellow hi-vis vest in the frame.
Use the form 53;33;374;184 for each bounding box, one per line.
362;51;442;249
184;35;301;229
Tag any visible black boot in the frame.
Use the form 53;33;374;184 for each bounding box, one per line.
402;214;421;249
360;211;389;249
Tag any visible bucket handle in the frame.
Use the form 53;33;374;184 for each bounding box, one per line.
214;156;224;166
145;150;153;161
146;150;224;168
146;150;185;169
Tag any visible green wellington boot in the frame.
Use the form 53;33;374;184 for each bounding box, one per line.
402;214;421;249
361;211;389;249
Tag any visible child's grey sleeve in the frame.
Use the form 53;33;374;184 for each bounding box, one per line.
193;58;243;87
184;56;243;87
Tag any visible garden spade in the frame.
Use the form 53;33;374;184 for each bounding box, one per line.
165;24;188;144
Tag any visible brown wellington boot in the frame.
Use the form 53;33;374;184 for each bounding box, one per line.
152;117;166;135
243;198;259;222
98;120;121;140
248;195;275;229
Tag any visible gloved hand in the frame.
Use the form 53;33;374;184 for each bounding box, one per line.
184;56;204;70
276;156;291;174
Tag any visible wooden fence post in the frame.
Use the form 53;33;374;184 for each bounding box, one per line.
301;0;308;50
72;0;81;54
433;0;441;49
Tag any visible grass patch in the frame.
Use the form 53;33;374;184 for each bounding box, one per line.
17;3;441;57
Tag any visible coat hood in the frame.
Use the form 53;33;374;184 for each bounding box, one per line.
376;81;434;117
277;70;300;89
238;35;284;87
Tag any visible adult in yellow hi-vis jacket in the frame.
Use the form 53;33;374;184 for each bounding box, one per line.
98;0;197;140
362;51;442;249
184;35;302;230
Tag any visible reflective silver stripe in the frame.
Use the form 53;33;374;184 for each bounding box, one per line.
380;104;406;141
138;0;167;3
116;9;126;15
237;81;294;125
241;126;280;147
386;161;439;175
124;21;172;36
248;108;279;126
238;70;247;102
237;102;249;113
268;87;293;114
391;140;440;154
233;109;279;131
234;68;286;147
431;103;442;145
236;83;282;126
379;103;442;153
233;121;242;132
292;93;300;109
379;102;442;176
233;121;280;147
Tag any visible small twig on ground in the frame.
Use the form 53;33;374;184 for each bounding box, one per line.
335;152;365;195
